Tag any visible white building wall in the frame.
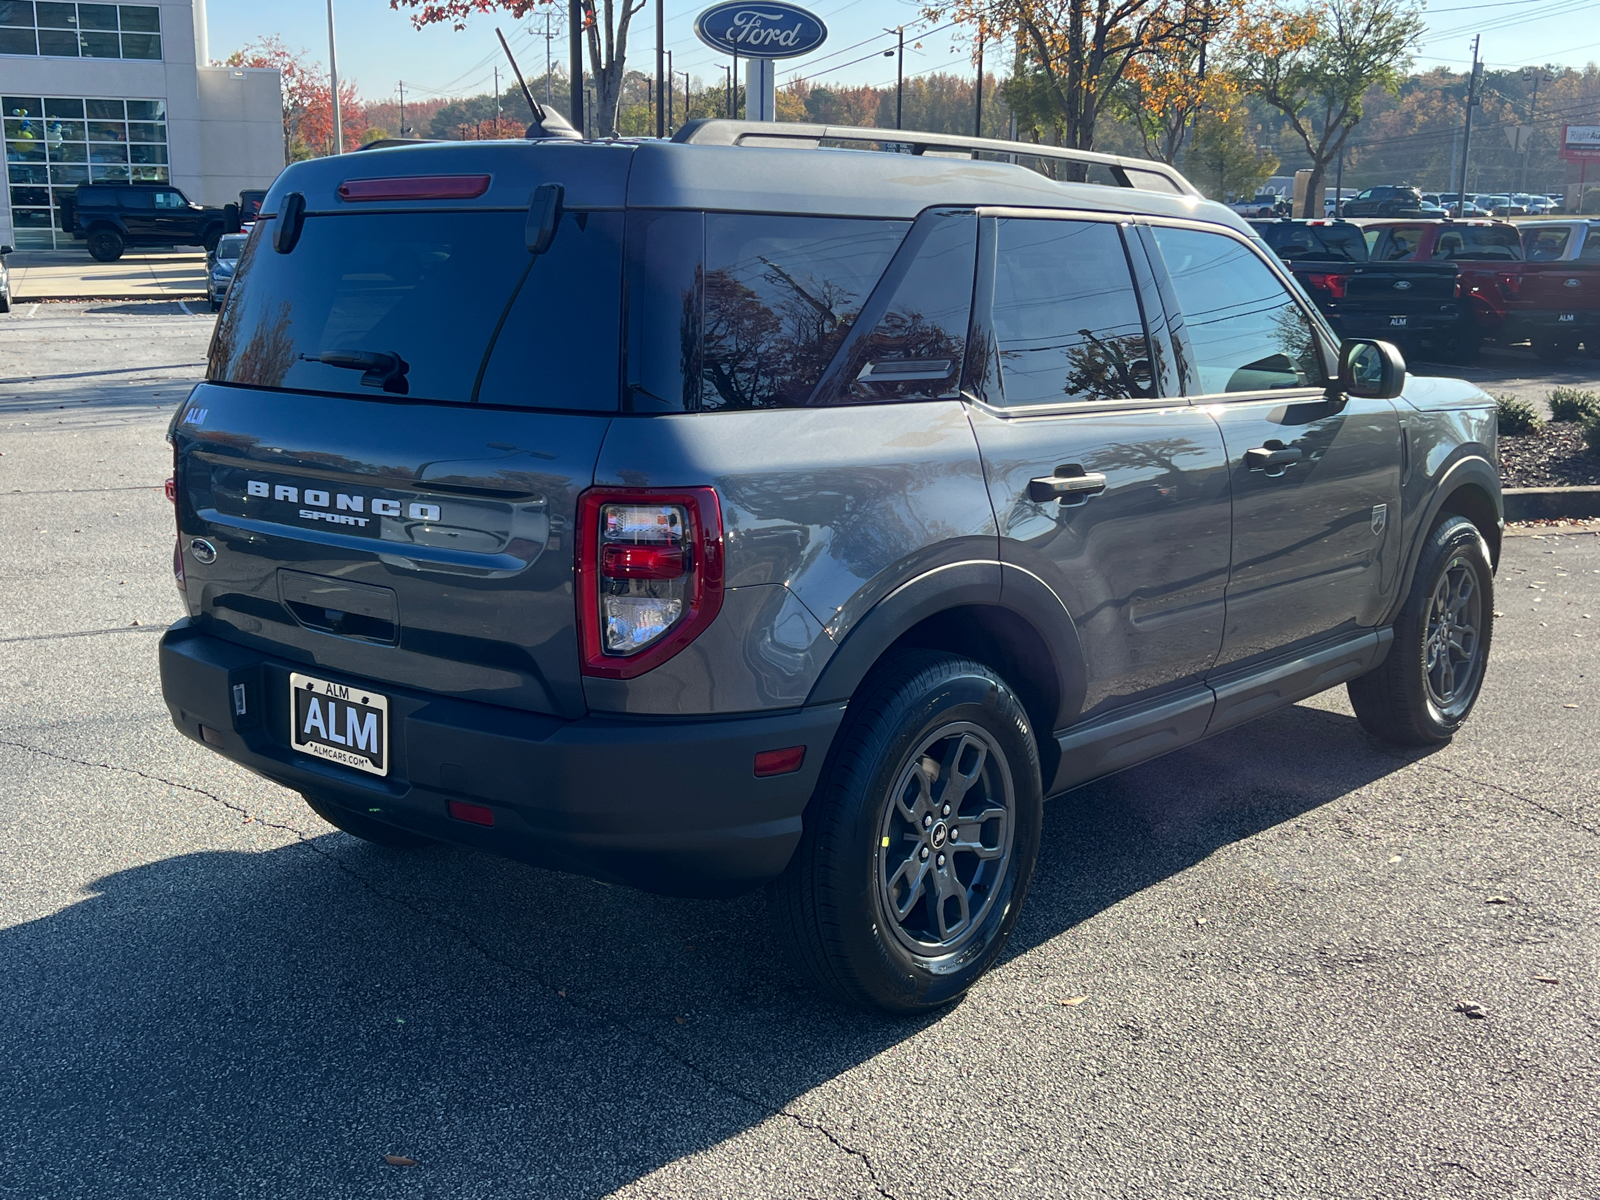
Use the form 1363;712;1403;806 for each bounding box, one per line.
193;68;286;205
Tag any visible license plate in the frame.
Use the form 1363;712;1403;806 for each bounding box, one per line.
1559;313;1576;322
289;672;388;776
1389;316;1408;326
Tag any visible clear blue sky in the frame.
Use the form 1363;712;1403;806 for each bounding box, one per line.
205;0;1600;107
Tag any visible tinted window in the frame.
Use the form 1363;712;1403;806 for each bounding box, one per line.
1259;221;1365;262
989;217;1150;405
625;209;703;411
1580;229;1600;262
1152;225;1320;395
1523;228;1570;261
698;214;907;410
1432;226;1522;260
214;236;245;260
1377;227;1425;260
212;211;619;408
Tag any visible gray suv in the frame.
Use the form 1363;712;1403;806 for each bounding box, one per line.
160;121;1501;1012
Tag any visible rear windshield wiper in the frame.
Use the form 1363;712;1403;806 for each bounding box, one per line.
299;350;410;395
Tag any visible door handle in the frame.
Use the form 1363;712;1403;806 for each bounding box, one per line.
1028;470;1108;504
1245;445;1303;473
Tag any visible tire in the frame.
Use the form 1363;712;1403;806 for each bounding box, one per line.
0;286;10;314
87;229;124;262
1445;319;1481;364
201;228;222;254
1533;335;1577;364
209;297;222;312
767;651;1044;1013
1348;516;1493;746
301;792;436;848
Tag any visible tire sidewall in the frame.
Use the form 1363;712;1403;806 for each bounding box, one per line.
1403;518;1494;739
827;661;1043;1010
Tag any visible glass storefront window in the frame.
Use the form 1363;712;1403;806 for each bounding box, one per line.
4;93;170;245
0;1;159;57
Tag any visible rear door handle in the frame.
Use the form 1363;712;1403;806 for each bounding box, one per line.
1028;471;1108;503
1245;445;1303;472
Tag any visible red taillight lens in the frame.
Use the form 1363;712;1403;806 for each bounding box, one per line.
1306;272;1349;299
337;174;491;201
577;487;724;679
447;800;495;826
164;476;176;503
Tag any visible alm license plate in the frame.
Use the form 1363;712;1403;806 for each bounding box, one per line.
289;672;389;776
1389;316;1408;327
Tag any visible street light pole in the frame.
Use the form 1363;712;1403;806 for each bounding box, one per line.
1520;67;1553;193
974;22;983;137
666;50;674;132
893;27;904;129
655;0;665;138
569;0;584;135
1455;36;1481;214
326;0;343;153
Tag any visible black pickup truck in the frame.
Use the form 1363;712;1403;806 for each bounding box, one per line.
1251;218;1466;361
60;183;238;261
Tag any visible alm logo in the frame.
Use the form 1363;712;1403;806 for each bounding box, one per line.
694;1;828;59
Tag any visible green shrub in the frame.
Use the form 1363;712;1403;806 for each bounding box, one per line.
1495;393;1543;435
1585;412;1600;455
1550;386;1600;422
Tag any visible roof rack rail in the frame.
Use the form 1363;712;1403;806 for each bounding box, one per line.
670;119;1201;198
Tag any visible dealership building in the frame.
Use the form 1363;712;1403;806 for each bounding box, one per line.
2;0;284;249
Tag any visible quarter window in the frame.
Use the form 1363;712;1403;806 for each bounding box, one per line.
988;217;1152;406
1151;225;1321;395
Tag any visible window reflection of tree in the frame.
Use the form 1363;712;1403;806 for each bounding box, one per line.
1062;332;1154;400
846;309;965;401
232;300;296;388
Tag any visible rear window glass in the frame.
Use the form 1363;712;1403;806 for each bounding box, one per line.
1523;228;1570;260
1580;227;1600;261
1259;222;1365;263
1432;226;1523;260
210;211;623;409
698;214;908;410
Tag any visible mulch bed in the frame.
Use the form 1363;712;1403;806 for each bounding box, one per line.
1499;421;1600;488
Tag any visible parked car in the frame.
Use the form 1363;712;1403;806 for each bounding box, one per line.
206;232;249;311
1231;193;1282;218
1339;185;1424;217
1357;217;1600;361
0;243;12;313
1251;218;1465;360
162;123;1503;1012
1516;218;1600;263
1524;195;1556;215
238;189;267;228
59;182;239;262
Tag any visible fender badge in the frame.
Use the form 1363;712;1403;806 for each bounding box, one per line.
1371;504;1388;536
189;537;217;564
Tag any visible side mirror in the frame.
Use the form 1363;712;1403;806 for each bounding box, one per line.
0;245;12;256
1338;338;1406;400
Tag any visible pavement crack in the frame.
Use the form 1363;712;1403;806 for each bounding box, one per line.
0;624;169;644
0;736;903;1200
1418;758;1599;838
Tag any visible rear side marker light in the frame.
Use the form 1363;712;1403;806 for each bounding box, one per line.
200;725;224;747
338;175;491;202
754;746;806;777
447;800;495;826
164;477;176;503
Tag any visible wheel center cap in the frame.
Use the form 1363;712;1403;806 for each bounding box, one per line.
930;821;948;850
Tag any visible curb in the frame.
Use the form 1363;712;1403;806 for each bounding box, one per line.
1504;487;1600;522
15;293;206;303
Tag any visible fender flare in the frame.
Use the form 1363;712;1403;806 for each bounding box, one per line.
805;559;1087;733
1385;453;1501;626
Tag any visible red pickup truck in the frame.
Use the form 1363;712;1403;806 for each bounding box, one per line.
1356;218;1600;362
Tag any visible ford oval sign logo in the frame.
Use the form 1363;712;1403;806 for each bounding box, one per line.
694;2;827;59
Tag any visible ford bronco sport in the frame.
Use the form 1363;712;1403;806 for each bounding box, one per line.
161;121;1501;1012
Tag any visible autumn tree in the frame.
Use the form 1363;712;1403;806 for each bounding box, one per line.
1233;0;1422;216
390;0;643;137
926;0;1207;154
1186;100;1278;199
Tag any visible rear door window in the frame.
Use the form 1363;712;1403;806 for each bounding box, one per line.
1431;226;1522;260
1150;225;1321;395
698;214;908;410
210;211;623;409
1260;222;1364;262
986;217;1152;406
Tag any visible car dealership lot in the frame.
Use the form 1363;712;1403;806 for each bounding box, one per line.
3;303;1599;1198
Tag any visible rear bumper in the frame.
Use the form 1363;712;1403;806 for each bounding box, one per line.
1331;309;1464;344
1500;309;1600;341
159;620;844;896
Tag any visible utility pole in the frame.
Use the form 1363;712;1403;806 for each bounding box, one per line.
974;22;984;137
883;27;904;129
666;51;674;131
569;0;584;135
543;9;554;103
1520;67;1553;192
655;0;665;138
678;69;690;127
326;0;343;153
398;80;406;137
723;63;732;117
1455;35;1482;215
494;65;500;135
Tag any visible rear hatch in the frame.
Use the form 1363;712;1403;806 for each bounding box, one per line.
1342;259;1458;311
174;142;635;718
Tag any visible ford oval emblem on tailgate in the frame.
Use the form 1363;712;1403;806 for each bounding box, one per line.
1566;278;1582;287
1393;280;1411;289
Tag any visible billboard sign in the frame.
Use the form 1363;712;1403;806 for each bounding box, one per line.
1561;125;1600;161
694;2;828;59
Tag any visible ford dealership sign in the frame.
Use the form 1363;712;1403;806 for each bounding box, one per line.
694;2;827;59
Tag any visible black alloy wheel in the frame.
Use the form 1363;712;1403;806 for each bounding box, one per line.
768;651;1043;1013
87;229;124;262
1348;515;1493;745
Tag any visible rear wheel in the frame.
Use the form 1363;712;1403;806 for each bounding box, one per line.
1348;516;1493;746
1533;334;1578;364
86;228;124;262
768;651;1043;1012
301;793;435;848
201;227;222;254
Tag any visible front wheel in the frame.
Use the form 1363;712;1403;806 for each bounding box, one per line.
768;652;1043;1013
1348;516;1493;745
302;793;436;848
87;229;124;262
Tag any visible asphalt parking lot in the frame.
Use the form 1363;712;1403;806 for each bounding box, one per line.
3;302;1599;1199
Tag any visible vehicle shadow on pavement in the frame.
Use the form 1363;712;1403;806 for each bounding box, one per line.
0;702;1428;1196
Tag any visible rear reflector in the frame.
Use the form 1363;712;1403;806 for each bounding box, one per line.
199;724;225;747
447;799;495;826
164;477;176;503
338;174;492;202
754;746;806;777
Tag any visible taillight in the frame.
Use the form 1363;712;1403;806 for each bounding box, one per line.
1306;272;1349;299
576;488;724;679
164;476;176;503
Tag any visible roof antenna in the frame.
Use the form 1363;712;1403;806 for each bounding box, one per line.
497;27;580;140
